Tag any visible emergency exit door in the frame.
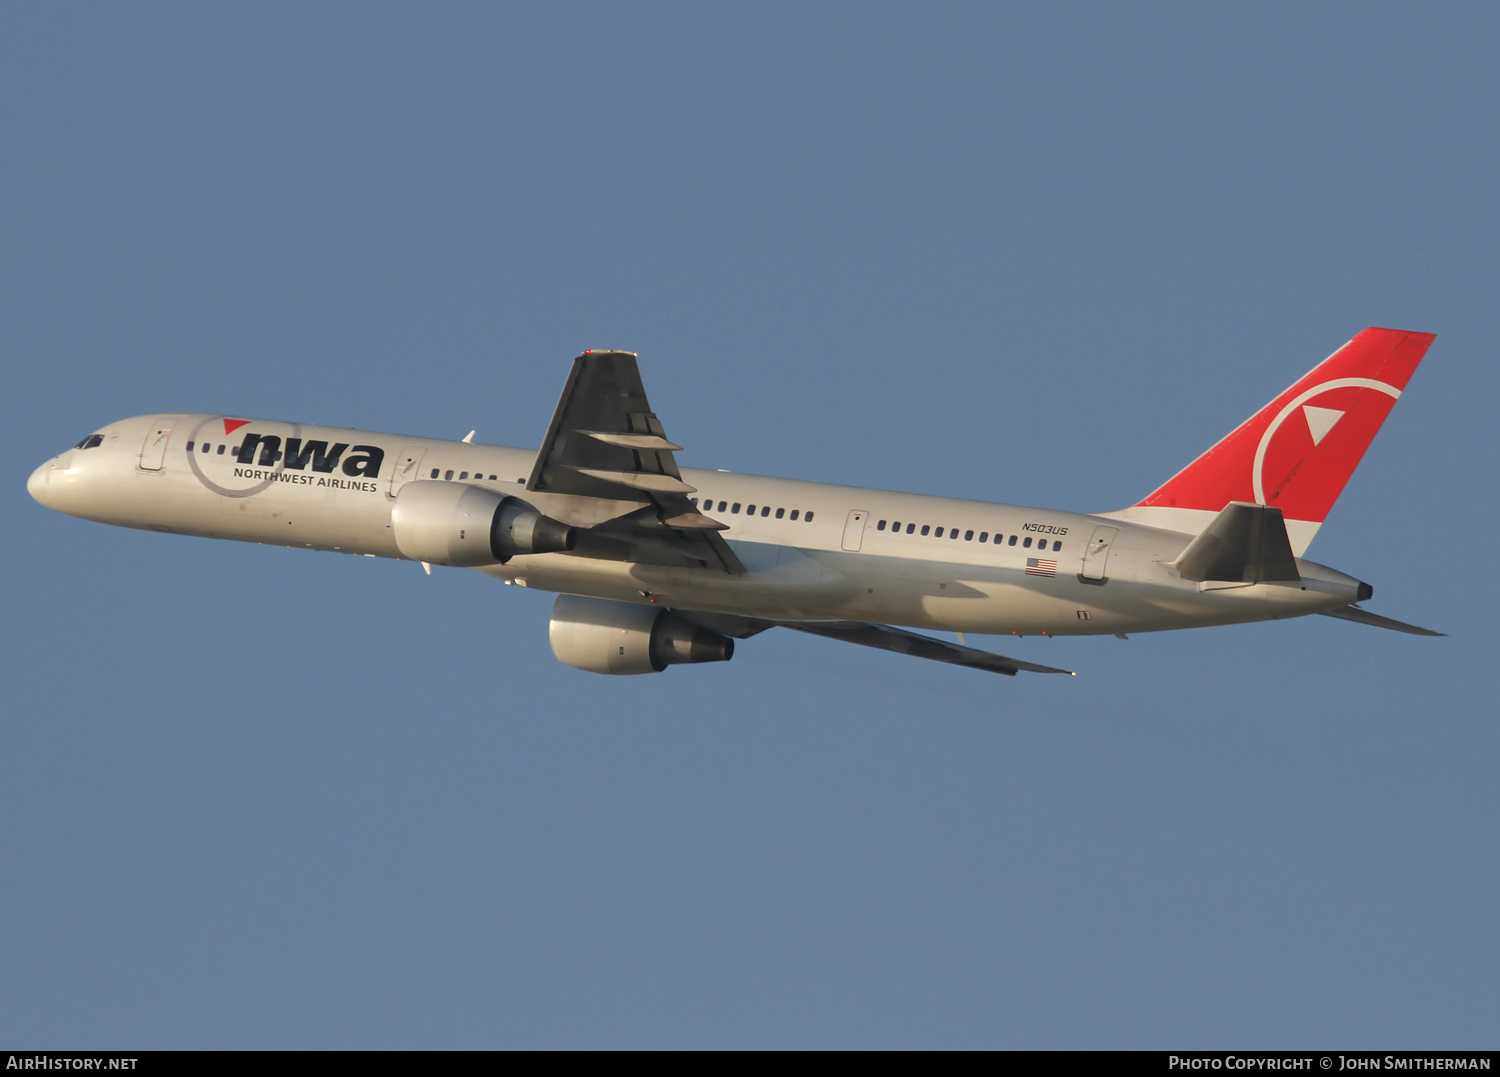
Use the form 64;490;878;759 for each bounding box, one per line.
388;446;427;497
841;509;868;552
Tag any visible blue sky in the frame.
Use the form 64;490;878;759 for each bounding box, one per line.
3;3;1496;1048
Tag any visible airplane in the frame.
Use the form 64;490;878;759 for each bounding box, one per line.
27;327;1442;678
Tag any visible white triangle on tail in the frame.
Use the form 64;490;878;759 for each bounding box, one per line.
1302;405;1344;445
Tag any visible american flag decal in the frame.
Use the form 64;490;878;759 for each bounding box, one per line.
1025;557;1058;578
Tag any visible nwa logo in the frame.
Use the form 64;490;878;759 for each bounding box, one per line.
186;416;386;499
234;433;384;477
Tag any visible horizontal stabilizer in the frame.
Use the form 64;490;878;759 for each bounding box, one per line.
1168;502;1301;583
1318;605;1445;636
783;621;1074;676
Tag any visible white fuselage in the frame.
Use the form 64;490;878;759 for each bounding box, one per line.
28;414;1365;636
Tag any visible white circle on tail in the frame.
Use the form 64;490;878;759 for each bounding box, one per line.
1251;378;1401;506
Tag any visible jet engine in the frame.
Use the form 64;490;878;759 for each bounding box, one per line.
549;594;735;674
391;480;576;566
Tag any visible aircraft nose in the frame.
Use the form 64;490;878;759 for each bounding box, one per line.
27;461;52;508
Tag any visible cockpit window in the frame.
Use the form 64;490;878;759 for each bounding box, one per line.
74;434;104;450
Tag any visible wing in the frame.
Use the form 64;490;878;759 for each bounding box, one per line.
527;351;742;574
781;621;1075;676
669;611;1070;677
1318;605;1445;636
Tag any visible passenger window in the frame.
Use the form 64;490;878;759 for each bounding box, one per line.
445;470;454;480
747;504;756;515
731;503;741;514
775;508;785;519
761;506;770;517
951;530;960;540
877;520;886;531
202;443;211;453
1008;535;1018;546
1023;537;1032;548
430;469;439;478
979;532;988;542
790;510;799;520
934;527;943;538
906;523;915;534
805;512;814;522
186;441;195;452
920;525;930;536
719;501;728;512
460;472;468;480
1053;540;1062;552
489;475;497;481
217;445;225;455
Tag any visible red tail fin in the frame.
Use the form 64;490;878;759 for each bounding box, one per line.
1123;328;1434;552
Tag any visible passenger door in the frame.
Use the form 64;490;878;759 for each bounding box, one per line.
139;418;175;471
1081;525;1118;581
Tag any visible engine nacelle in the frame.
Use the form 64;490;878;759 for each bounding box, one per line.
391;480;576;566
549;595;735;675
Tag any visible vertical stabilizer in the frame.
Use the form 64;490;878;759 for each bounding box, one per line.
1105;328;1434;554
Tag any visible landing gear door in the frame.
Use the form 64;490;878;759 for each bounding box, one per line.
841;509;868;552
139;418;176;471
388;446;426;498
1081;525;1118;581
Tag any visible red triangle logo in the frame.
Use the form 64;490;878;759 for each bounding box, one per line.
222;419;250;435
